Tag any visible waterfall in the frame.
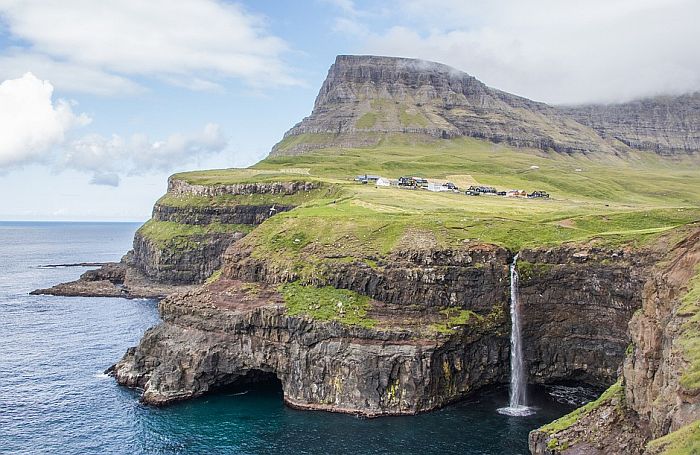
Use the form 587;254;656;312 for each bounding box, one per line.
497;253;535;416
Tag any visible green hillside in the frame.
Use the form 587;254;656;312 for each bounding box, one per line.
169;136;700;279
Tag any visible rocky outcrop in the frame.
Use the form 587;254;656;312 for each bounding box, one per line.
227;242;652;388
126;178;322;285
270;55;624;156
529;228;700;454
110;278;509;415
559;93;700;156
112;240;653;415
225;244;512;310
30;256;198;299
131;230;246;284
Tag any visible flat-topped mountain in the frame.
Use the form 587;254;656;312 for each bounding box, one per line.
271;55;699;157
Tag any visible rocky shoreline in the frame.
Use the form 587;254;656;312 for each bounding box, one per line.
31;258;196;300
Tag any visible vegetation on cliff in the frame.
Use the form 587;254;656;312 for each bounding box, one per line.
646;420;700;455
678;265;700;394
540;380;624;434
137;220;252;249
280;281;377;328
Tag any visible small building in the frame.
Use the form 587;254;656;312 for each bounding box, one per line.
427;181;459;192
528;190;550;199
398;176;416;187
354;174;381;184
467;185;497;195
443;182;459;191
413;177;429;188
507;190;528;197
376;177;392;187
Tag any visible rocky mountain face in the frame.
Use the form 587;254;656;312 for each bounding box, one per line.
559;93;700;156
271;55;699;158
529;228;700;454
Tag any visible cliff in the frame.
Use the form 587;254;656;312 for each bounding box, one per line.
529;227;700;454
31;175;327;297
34;53;700;450
111;230;658;415
271;55;700;158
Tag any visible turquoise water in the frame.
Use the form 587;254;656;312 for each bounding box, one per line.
0;222;582;454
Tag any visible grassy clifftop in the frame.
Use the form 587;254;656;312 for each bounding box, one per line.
166;137;700;266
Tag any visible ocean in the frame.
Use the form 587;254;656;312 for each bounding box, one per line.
0;221;580;454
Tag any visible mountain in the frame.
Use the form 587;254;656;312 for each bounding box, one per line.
271;55;699;158
559;92;700;156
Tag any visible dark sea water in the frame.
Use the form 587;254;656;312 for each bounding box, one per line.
0;222;582;455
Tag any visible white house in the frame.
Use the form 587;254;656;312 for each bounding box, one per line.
376;177;392;187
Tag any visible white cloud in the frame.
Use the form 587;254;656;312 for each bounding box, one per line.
341;0;700;104
0;73;91;167
63;123;229;185
0;0;298;95
0;51;142;96
89;172;120;187
0;73;227;184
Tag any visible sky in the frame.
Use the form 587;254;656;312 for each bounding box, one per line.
0;0;698;221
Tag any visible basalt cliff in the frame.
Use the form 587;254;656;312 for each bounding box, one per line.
530;229;700;454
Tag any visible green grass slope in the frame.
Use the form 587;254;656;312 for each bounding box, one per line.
170;137;699;271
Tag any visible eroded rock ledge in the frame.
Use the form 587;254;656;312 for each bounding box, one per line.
110;278;509;416
30;254;198;299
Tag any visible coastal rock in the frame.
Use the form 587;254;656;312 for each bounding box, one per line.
167;178;321;197
30;258;198;299
113;242;649;415
152;203;295;226
111;279;509;415
518;246;655;387
131;230;245;285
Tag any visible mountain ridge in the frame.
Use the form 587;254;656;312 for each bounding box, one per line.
271;55;698;158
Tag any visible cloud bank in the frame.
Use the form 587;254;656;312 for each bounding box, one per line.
332;0;700;104
0;0;297;95
0;74;228;185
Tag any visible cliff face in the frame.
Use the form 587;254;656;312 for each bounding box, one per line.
271;55;620;156
130;231;244;284
519;246;657;387
529;228;700;454
559;93;700;156
128;178;322;285
111;238;650;415
111;278;509;415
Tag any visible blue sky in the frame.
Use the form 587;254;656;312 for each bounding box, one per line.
0;0;697;221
